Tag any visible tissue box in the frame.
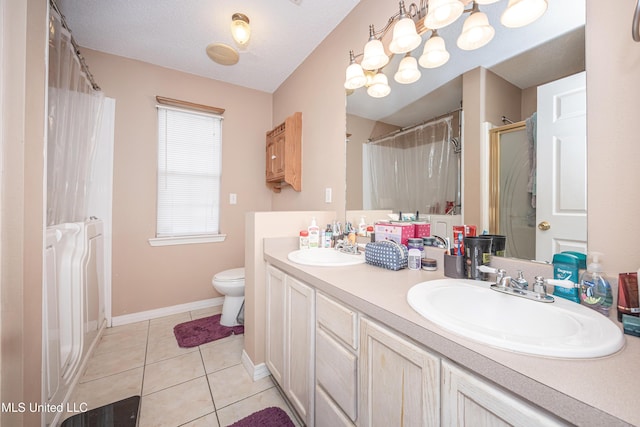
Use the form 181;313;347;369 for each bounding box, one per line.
374;222;415;245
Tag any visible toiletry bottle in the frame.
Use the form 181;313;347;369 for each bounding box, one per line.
358;216;367;236
579;252;613;316
552;253;580;284
324;224;333;248
308;217;320;249
299;230;309;250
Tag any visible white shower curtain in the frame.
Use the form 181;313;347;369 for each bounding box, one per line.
363;116;458;215
47;7;104;225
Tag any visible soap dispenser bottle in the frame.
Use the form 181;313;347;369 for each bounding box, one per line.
308;217;320;249
580;252;613;316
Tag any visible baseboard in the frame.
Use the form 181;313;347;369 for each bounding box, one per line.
241;349;271;381
111;297;224;326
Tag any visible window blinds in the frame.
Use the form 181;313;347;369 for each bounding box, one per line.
157;106;222;237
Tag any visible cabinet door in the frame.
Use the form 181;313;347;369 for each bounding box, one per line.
266;132;286;181
286;275;315;426
360;318;440;427
265;265;286;387
441;361;567;427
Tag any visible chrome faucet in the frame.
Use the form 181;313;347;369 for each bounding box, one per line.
478;266;554;303
334;239;360;255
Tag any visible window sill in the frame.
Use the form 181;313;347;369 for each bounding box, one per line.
148;234;227;247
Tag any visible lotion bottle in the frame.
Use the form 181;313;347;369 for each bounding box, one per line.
308;217;320;248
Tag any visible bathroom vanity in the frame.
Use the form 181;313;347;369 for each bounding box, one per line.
263;237;639;427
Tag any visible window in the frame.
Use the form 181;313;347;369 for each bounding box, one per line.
151;104;224;246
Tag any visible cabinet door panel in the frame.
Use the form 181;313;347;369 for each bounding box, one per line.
360;318;440;427
316;328;357;421
286;275;315;425
265;266;286;387
442;361;567;427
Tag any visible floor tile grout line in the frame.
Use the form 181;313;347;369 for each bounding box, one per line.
194;309;224;427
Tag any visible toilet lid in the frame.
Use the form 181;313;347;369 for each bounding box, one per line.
214;267;245;282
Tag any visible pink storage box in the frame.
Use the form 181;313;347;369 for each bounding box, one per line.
413;222;431;238
374;222;415;245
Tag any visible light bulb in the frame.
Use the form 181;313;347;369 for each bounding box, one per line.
457;11;495;50
231;13;251;46
419;34;450;68
425;0;464;29
501;0;548;28
394;54;421;84
367;72;391;98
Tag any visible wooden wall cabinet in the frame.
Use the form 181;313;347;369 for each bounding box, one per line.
266;112;302;193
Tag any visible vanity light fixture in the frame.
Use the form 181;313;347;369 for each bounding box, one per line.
231;13;251;46
344;0;548;97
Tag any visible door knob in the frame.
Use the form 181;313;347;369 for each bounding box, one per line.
538;221;551;231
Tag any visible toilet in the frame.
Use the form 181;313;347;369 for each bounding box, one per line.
212;267;245;327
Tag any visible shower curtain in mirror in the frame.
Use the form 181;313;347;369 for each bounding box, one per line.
47;7;104;225
363;116;457;215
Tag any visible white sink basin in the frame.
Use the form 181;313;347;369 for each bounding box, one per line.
288;248;366;267
407;279;625;358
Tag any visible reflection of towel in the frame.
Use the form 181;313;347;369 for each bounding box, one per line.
526;112;537;208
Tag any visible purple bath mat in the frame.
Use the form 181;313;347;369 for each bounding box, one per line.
173;314;243;348
227;406;295;427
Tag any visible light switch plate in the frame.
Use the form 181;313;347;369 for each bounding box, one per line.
230;193;237;205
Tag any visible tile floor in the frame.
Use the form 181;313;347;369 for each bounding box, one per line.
62;306;300;427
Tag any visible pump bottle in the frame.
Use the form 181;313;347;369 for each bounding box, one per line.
580;252;613;316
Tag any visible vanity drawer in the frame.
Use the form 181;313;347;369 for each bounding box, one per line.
316;328;358;421
317;292;358;350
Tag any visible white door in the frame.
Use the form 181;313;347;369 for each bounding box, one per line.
536;72;587;262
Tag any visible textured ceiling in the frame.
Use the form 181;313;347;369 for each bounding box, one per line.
58;0;361;93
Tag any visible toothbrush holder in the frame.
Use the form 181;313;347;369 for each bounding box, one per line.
444;254;465;279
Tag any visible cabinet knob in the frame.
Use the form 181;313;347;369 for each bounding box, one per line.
538;221;551;231
271;155;277;160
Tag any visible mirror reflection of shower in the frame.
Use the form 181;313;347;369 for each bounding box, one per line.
362;110;462;216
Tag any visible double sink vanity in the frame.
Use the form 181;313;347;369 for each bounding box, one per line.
264;237;639;426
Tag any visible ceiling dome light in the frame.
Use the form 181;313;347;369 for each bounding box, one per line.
425;0;465;29
457;11;495;50
501;0;548;28
230;13;251;46
367;72;391;98
394;53;421;84
344;51;367;90
419;32;450;68
389;1;422;54
361;25;389;70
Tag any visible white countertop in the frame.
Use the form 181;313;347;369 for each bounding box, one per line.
264;237;639;427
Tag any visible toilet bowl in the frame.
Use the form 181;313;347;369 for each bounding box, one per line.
212;267;245;327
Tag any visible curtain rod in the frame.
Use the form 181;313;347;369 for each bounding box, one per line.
368;107;462;144
49;0;101;91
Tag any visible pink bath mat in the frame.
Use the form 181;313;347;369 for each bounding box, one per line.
228;406;295;427
173;314;243;348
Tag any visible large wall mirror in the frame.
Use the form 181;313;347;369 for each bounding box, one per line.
345;0;585;262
